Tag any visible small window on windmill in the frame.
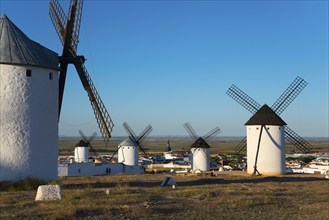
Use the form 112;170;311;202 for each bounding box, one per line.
256;127;259;130
78;168;81;174
26;69;32;77
267;127;270;130
49;72;53;80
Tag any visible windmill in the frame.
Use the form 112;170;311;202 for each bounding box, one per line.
183;122;221;172
0;15;59;181
49;0;114;144
227;76;312;176
226;76;312;155
245;105;287;175
109;122;152;166
74;130;98;162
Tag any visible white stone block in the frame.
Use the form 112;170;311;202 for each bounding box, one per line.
35;185;62;201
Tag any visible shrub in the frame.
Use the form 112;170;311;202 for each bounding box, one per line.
0;177;45;192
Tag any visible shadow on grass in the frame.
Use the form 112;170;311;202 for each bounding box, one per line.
62;175;325;189
177;176;325;187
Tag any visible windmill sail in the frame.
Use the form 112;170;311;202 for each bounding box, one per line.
183;122;198;140
271;76;308;115
285;126;312;153
49;0;114;143
49;0;67;46
203;127;221;140
68;0;83;54
138;125;153;144
227;77;312;154
74;61;114;143
183;122;221;148
226;84;261;114
235;137;247;154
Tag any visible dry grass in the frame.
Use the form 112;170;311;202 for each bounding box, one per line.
1;172;328;219
1;139;327;219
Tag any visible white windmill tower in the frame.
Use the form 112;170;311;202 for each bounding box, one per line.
0;15;59;181
74;131;98;163
245;105;287;175
183;122;221;172
227;76;312;176
109;122;152;166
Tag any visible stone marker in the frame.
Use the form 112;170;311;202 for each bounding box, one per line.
35;185;62;201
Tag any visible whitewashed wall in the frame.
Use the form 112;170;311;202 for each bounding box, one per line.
118;145;139;166
191;148;210;172
246;125;286;175
74;147;89;163
58;162;144;176
0;64;58;181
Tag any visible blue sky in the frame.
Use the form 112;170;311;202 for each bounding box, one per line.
1;0;328;138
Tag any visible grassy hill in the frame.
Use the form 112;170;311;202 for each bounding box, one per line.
1;172;328;219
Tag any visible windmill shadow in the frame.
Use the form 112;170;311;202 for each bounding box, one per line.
177;176;324;187
61;174;324;189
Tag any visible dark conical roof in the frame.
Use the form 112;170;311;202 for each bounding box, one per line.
245;104;287;126
75;140;88;147
0;15;58;70
190;137;211;149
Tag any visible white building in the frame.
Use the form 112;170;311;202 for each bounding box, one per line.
118;138;139;166
58;162;143;177
74;140;90;163
190;138;211;172
245;104;286;176
0;15;58;181
58;138;144;177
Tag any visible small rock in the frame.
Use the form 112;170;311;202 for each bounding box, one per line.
35;185;62;201
106;189;110;195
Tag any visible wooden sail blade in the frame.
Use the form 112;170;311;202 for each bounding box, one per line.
226;84;261;114
88;132;98;143
68;0;83;54
49;0;67;45
138;125;153;143
271;76;308;115
73;60;114;144
57;61;69;118
183;122;198;140
89;144;98;156
123;122;139;143
79;130;88;142
235;137;247;155
203;127;221;140
138;144;149;158
285;126;312;153
108;147;120;162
